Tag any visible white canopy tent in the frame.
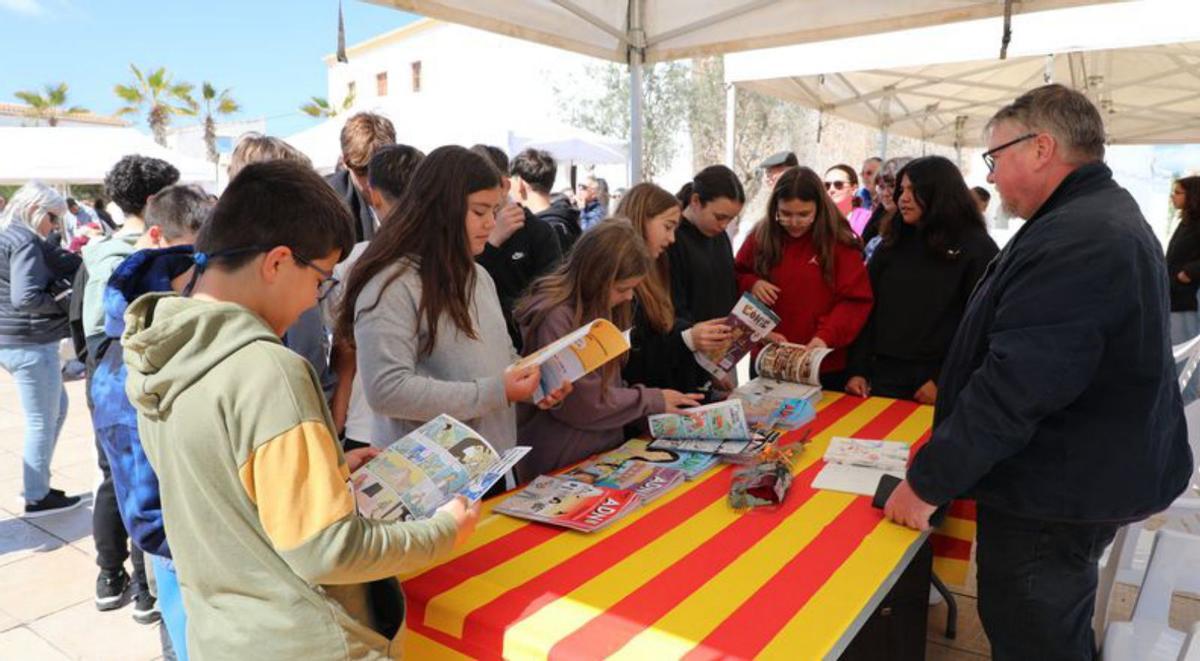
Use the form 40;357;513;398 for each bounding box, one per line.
285;101;627;172
367;0;1114;182
0;126;218;186
724;1;1200;155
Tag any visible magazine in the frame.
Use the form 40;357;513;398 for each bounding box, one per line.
351;414;530;522
648;400;751;441
695;293;781;381
565;459;686;504
584;439;719;480
494;475;641;532
510;318;630;402
754;341;834;387
811;437;910;496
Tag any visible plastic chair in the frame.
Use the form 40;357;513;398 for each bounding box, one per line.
1181;622;1200;661
1101;529;1200;660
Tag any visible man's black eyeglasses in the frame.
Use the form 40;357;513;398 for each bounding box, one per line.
982;133;1037;173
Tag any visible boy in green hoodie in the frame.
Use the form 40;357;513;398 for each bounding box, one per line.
121;160;477;660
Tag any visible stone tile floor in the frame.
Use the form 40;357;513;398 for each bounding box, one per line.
0;365;1195;659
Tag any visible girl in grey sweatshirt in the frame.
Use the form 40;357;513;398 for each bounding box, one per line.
516;220;702;481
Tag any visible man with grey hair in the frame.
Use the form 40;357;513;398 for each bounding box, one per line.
885;84;1193;659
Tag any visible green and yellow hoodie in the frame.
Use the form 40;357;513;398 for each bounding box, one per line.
122;293;458;660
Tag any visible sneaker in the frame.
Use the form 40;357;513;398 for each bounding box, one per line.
23;490;83;518
96;569;130;611
132;590;160;625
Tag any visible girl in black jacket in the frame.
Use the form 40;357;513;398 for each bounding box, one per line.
1166;175;1200;345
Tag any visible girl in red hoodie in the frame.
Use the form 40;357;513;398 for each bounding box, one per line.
735;166;873;390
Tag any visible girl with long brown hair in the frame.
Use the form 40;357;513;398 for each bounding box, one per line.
336;146;567;470
515;220;702;479
618;182;733;392
1167;175;1200;345
734;166;872;390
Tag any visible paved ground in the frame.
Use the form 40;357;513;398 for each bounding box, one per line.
0;362;1195;659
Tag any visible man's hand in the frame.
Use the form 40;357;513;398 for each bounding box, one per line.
488;203;526;248
884;480;938;531
344;446;381;472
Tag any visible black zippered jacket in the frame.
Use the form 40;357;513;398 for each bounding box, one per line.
907;163;1193;523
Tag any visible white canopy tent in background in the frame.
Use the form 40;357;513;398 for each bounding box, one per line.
725;1;1200;156
0;126;217;187
285;102;626;173
367;0;1113;182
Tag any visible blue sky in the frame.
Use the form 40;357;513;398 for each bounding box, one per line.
0;0;419;136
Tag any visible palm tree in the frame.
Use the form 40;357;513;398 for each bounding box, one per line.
299;93;354;119
199;82;240;164
13;83;88;127
114;64;197;146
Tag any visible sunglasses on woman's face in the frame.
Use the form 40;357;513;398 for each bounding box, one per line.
824;181;850;191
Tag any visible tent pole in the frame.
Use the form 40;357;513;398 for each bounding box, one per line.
628;0;645;184
879;126;890;160
724;83;736;167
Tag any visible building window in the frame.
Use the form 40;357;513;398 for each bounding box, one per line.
347;81;356;102
376;72;388;97
411;61;422;93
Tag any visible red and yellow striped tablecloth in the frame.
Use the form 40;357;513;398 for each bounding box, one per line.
401;393;975;660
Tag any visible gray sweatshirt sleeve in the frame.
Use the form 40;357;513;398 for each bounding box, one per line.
9;239;63;313
354;272;508;423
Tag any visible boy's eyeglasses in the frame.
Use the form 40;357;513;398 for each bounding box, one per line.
292;253;339;301
982;132;1037;173
824;181;850;191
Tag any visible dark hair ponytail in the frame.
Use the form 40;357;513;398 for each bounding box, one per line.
676;165;745;209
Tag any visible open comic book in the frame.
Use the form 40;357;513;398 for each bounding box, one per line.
695;293;781;381
811;437;910;496
646;400;768;458
351;415;530;522
494;475;641;532
510;318;630;403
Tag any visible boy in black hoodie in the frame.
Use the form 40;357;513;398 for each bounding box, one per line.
510;148;582;253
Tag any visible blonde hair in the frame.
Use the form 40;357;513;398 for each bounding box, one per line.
516;219;650;389
615;182;677;333
228;133;312;180
339;112;396;173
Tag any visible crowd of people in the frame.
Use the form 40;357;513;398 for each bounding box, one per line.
0;83;1193;660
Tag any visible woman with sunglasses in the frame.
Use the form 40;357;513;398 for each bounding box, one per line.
0;181;84;516
735;167;872;390
825;164;872;237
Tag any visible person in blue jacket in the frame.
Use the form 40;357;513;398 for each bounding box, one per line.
91;185;211;660
884;84;1193;660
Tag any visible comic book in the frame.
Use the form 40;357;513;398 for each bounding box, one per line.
695;293;780;381
648;399;751;441
351;414;530;522
583;438;719;480
811;437;910;496
494;475;641;532
565;459;686;504
510;318;630;402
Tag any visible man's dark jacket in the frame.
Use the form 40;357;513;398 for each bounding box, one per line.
908;162;1193;523
326;169;375;242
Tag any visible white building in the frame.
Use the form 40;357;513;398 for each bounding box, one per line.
308;18;683;191
166;117;268;190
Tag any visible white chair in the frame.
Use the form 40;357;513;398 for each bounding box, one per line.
1181;622;1200;661
1094;398;1200;650
1101;529;1200;660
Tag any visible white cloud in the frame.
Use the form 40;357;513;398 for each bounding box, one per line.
0;0;44;14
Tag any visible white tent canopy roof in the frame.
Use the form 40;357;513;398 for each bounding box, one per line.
367;0;1109;64
725;0;1200;147
0;126;217;185
284;101;628;172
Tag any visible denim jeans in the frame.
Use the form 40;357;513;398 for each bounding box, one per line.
976;504;1119;661
0;341;69;503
